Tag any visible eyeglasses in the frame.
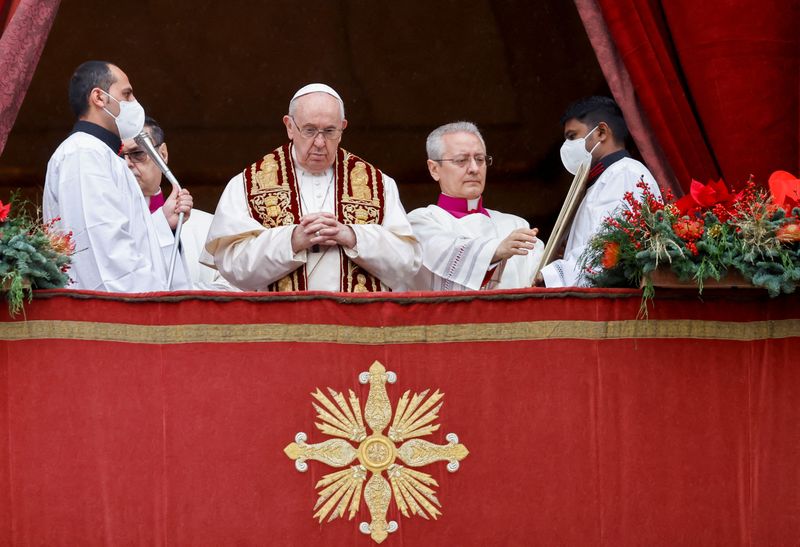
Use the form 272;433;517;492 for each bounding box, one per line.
121;142;163;164
291;116;343;141
433;155;493;168
121;149;149;164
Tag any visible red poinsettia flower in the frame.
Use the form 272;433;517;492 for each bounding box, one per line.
675;178;738;215
776;222;800;243
0;200;10;222
768;170;800;216
601;241;621;269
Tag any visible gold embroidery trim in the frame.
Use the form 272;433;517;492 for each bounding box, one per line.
246;146;297;228
284;361;468;543
339;150;382;226
1;319;798;344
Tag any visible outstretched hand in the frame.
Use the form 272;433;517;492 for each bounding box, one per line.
492;227;538;263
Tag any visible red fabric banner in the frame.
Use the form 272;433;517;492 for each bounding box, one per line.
1;289;799;545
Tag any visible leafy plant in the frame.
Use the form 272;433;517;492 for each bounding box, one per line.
0;192;74;316
582;172;800;316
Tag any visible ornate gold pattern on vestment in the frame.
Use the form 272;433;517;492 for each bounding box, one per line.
335;149;385;292
245;147;297;229
349;161;373;201
339;150;383;227
284;361;468;543
252;155;280;190
242;144;386;292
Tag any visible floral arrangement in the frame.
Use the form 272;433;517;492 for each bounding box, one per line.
0;193;74;316
582;170;800;310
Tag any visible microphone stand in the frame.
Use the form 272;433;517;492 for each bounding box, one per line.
134;132;184;290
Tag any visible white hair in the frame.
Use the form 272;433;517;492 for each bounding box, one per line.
426;121;486;160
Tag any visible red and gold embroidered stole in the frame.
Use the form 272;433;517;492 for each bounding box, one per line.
243;143;386;292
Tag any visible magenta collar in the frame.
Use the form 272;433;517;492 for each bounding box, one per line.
436;194;489;219
148;191;165;214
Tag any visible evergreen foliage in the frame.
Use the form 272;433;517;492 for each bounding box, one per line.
582;177;800;313
0;193;74;316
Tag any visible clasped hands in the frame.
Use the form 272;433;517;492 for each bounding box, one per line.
291;212;356;253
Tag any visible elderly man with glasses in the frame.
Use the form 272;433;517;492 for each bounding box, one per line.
203;83;420;292
396;121;544;291
120;116;169;213
121;117;235;291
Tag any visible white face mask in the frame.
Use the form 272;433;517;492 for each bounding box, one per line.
101;90;145;140
560;125;600;175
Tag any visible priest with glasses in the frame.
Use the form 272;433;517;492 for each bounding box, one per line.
203;84;420;292
396;121;544;291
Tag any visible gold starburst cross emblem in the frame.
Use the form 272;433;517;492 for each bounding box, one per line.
284;361;469;543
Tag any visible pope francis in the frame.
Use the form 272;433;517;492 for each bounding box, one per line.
203;84;421;292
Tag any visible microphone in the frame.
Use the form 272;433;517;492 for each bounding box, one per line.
134;132;181;190
135;131;185;290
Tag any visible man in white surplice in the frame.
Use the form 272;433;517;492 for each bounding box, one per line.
44;61;193;292
202;84;420;292
535;96;660;288
397;122;544;291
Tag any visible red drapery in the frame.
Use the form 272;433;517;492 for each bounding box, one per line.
1;1;22;30
578;0;800;192
574;0;681;193
0;0;59;156
1;289;799;545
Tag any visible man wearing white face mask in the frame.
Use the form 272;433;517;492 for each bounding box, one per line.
536;96;660;288
44;60;194;292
